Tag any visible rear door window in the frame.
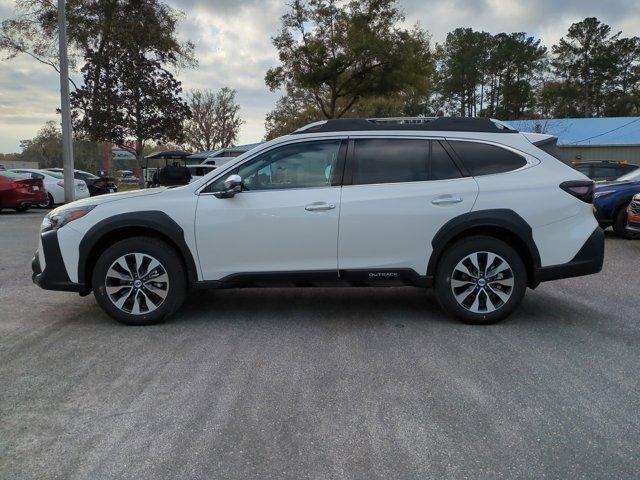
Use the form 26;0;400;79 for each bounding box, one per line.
352;139;428;185
592;166;618;179
575;165;591;176
430;141;462;180
448;141;527;176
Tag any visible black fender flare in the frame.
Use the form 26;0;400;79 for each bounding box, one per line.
426;209;541;278
78;211;199;287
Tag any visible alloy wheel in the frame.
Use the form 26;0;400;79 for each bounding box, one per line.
105;253;169;315
450;251;514;314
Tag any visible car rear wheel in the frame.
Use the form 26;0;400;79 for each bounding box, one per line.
44;193;55;209
434;236;527;324
92;237;186;325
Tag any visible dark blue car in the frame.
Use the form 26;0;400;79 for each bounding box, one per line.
594;169;640;238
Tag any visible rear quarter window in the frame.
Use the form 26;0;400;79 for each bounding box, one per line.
449;141;527;176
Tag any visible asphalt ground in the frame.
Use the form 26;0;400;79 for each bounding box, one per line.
1;209;639;479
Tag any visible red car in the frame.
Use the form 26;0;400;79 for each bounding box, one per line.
627;193;640;233
0;171;47;212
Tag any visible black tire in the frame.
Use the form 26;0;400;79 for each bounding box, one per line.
92;237;187;325
434;236;527;325
44;193;55;209
612;204;640;239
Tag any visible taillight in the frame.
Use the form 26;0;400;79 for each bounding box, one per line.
560;180;594;204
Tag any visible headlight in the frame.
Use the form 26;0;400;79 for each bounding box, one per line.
593;190;614;199
41;205;96;232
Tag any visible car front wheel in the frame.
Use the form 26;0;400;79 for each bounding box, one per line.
613;203;640;239
92;237;186;325
434;236;527;324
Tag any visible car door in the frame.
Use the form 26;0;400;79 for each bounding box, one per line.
195;138;346;280
338;137;478;276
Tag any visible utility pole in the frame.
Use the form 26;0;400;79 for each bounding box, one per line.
57;0;75;203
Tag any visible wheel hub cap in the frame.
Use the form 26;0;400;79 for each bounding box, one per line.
105;253;169;315
450;251;514;314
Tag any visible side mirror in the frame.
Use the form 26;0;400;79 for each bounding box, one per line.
214;174;243;198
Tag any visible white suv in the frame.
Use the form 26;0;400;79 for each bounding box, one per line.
32;117;604;325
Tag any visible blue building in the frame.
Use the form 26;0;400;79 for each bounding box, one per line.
506;117;640;164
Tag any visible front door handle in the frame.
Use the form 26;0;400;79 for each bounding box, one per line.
431;195;463;205
305;202;336;212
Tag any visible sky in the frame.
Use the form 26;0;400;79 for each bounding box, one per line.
1;0;639;153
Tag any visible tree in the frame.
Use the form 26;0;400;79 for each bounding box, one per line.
265;0;432;123
184;88;244;152
59;0;193;181
1;0;195;85
551;17;620;117
435;28;491;117
2;0;195;181
484;33;547;119
264;87;431;139
605;36;640;115
18;120;101;171
435;29;546;119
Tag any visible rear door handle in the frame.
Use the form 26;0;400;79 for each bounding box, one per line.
431;195;463;205
305;202;336;212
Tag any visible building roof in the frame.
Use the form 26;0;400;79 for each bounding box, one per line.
187;142;264;160
186;149;220;160
225;142;263;152
505;117;640;147
144;150;190;160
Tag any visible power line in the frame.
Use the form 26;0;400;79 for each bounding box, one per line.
571;117;640;144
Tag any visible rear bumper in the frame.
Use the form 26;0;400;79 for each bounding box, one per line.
32;230;87;294
533;227;605;285
2;191;47;208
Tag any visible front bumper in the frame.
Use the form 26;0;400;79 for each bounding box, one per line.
533;227;605;285
32;230;87;294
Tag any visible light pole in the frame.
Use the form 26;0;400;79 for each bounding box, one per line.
57;0;75;203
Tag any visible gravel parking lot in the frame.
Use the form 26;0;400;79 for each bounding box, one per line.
1;209;639;479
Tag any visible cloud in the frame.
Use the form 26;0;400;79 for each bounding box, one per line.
1;0;639;153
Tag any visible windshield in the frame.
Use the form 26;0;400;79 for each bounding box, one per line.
617;169;640;182
79;172;98;180
46;171;64;179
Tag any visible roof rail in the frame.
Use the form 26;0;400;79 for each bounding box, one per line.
291;117;518;135
367;117;439;124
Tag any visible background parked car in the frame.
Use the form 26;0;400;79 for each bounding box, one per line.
573;160;639;182
117;170;139;184
186;165;216;182
0;170;47;212
9;168;89;208
46;168;118;196
593;169;640;238
627;194;640;234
